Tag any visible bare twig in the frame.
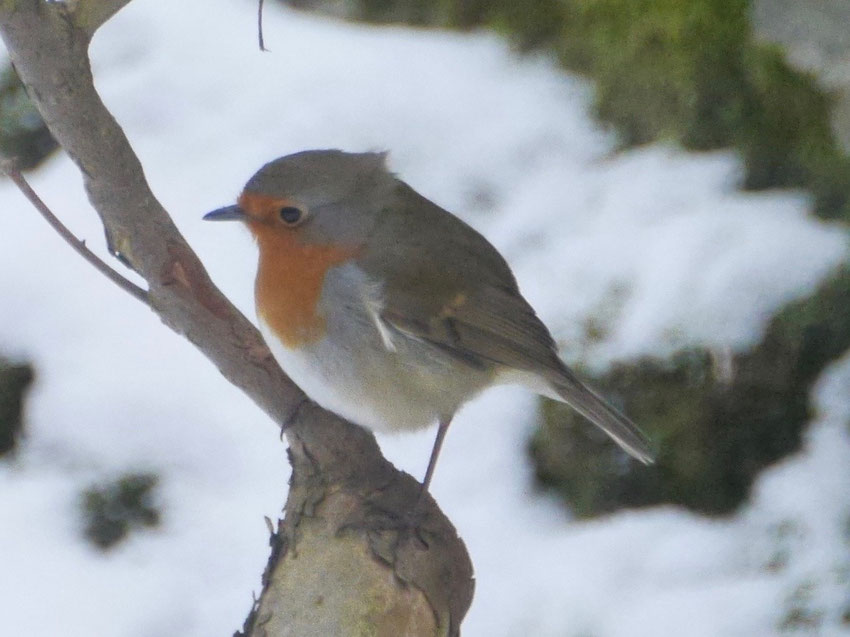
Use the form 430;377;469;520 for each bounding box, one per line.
2;161;149;305
258;0;267;51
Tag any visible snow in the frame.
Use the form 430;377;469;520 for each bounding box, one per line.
1;0;848;635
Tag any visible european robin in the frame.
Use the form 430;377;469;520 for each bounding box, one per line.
205;150;653;491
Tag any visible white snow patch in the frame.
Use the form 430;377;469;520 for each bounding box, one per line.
0;0;847;635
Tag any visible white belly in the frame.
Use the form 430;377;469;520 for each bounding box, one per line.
258;317;423;432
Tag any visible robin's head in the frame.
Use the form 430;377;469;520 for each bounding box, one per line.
204;149;395;246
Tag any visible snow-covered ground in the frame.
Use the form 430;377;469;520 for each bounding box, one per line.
1;0;849;635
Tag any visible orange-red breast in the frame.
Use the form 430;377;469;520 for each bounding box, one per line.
204;150;653;490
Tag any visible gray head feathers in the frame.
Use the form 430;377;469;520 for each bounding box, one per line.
245;149;394;208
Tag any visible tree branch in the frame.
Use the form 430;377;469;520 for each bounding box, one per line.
258;0;268;51
0;1;473;634
2;161;149;305
71;0;134;37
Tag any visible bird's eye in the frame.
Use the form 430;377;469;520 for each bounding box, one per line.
278;206;304;225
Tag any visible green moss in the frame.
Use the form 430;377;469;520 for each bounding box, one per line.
735;45;850;219
0;358;34;456
552;0;745;148
352;0;440;25
479;0;564;50
81;472;161;549
549;0;850;219
531;266;850;517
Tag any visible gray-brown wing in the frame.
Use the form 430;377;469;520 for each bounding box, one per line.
358;181;655;463
358;181;564;376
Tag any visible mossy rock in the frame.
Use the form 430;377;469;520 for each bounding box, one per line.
0;358;34;456
531;265;850;517
734;45;850;219
555;0;751;149
551;0;850;220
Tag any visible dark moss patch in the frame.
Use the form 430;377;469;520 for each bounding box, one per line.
0;65;57;170
81;472;161;550
735;45;850;219
541;0;850;220
531;265;850;517
554;0;750;148
0;358;34;456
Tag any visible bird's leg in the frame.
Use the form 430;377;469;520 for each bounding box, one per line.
419;417;452;499
339;418;452;547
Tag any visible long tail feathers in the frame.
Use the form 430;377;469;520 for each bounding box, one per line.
551;370;655;464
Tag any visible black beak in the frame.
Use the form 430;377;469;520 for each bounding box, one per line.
203;205;247;221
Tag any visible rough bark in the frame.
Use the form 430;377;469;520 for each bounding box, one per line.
0;2;474;635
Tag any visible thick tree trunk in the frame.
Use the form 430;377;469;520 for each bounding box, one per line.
0;2;474;634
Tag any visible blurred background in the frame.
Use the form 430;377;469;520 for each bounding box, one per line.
0;0;848;634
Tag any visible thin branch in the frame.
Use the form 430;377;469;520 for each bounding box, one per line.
258;0;267;52
2;161;149;305
73;0;134;38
